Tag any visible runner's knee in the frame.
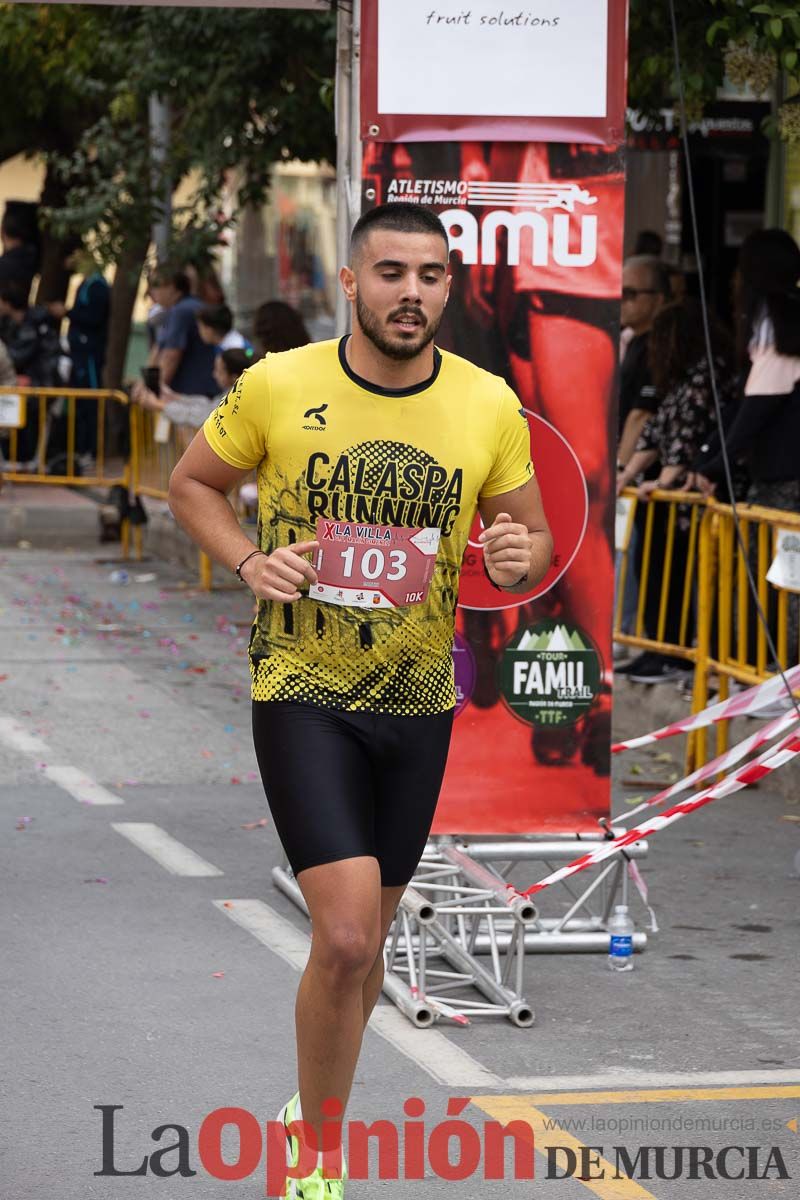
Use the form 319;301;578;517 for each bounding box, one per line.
312;922;381;981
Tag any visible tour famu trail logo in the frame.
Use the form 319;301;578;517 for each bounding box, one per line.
499;620;601;727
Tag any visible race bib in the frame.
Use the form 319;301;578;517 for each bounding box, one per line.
312;519;440;609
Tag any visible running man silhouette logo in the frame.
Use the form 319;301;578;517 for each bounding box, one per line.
303;403;329;429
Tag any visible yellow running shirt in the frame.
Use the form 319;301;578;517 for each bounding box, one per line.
202;337;533;716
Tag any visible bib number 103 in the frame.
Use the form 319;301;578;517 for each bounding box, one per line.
313;520;440;609
340;546;407;582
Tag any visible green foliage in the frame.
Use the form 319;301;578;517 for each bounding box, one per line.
629;1;800;138
0;3;124;158
0;3;336;260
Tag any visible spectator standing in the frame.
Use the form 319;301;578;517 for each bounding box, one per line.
618;300;739;682
695;230;800;513
695;229;800;690
617;256;671;466
48;248;110;463
62;249;110;389
614;257;671;658
146;264;216;397
196;304;251;353
0;208;39;299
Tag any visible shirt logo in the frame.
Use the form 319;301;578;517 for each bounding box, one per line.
303;403;328;431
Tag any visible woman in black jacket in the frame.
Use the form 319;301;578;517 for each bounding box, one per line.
694;229;800;687
694;229;800;513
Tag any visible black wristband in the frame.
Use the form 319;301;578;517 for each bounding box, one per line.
234;548;266;582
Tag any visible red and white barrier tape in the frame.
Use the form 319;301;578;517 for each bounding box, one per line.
520;727;800;897
612;710;800;825
612;663;800;753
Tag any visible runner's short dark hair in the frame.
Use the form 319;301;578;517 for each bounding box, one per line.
197;303;233;334
351;202;449;260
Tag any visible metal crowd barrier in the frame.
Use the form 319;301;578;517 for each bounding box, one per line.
616;487;800;769
128;403;201;573
0;384;136;557
615;486;705;671
694;499;800;769
129;402;254;589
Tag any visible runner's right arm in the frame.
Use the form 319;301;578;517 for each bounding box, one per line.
168;430;317;601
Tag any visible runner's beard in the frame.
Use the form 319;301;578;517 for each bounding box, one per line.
356;294;443;361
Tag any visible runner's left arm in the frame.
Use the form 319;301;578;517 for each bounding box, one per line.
479;478;553;593
477;381;553;592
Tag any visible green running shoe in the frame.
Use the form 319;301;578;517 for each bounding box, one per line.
277;1092;301;1199
293;1166;345;1199
276;1093;347;1199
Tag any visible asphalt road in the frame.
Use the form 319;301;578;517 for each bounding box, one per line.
2;527;799;1199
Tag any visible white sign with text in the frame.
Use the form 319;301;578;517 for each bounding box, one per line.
767;528;800;595
0;393;23;429
377;0;608;118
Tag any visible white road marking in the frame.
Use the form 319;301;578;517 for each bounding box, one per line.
0;715;49;756
213;898;310;969
506;1068;800;1091
44;765;125;806
0;718;126;807
214;899;503;1089
367;1008;503;1088
113;823;223;876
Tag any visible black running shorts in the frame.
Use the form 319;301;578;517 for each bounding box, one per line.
252;700;454;886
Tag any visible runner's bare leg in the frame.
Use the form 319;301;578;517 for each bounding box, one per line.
294;856;384;1154
361;884;406;1026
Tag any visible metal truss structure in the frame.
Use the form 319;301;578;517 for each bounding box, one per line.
273;830;651;1028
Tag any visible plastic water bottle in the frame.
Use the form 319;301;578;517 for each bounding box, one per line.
608;905;634;971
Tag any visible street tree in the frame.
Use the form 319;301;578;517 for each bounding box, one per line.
0;3;336;384
629;0;800;134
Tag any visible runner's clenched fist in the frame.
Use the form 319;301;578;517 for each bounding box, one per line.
479;512;532;589
240;540;319;602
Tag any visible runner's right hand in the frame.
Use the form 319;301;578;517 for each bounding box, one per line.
240;541;319;602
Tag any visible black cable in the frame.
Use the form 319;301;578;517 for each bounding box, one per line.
667;0;800;723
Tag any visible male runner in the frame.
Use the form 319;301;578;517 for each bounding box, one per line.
168;202;552;1198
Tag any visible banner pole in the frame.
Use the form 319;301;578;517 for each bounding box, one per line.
334;0;360;335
